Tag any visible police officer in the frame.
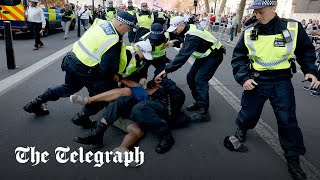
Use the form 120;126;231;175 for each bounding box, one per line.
23;11;136;128
155;16;225;122
126;0;137;15
130;2;156;43
105;0;117;21
225;0;320;179
157;9;165;26
139;23;174;77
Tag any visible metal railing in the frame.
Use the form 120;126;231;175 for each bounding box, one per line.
209;23;232;41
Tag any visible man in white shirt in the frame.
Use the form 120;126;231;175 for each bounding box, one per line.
26;0;46;50
78;4;91;31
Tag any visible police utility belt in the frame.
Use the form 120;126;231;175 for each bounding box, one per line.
248;27;297;75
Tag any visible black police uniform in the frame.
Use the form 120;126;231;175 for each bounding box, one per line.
231;15;318;160
73;78;185;153
23;13;135;128
129;10;158;43
165;24;224;114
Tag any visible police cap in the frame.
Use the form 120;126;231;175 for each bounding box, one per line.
247;0;277;10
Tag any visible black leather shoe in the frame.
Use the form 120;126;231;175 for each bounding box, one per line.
186;103;200;111
155;133;175;154
287;158;307;180
190;108;210;122
235;128;247;143
73;122;108;146
71;111;96;129
23;99;49;116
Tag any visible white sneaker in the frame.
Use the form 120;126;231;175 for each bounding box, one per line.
70;95;88;105
227;40;231;43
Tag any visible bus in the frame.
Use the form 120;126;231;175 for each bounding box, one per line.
0;0;75;36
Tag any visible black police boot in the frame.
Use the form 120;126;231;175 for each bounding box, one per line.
186;103;200;111
155;132;175;154
287;158;307;180
23;98;49;116
73;122;108;146
190;108;210;122
71;111;96;129
235;127;247;143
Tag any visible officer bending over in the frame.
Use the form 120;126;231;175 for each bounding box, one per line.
23;12;136;129
224;1;320;180
156;16;225;122
73;78;185;154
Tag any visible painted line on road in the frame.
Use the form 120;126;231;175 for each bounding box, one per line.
0;44;73;97
187;59;320;180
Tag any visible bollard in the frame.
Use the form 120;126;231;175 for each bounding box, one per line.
77;16;81;37
4;21;16;69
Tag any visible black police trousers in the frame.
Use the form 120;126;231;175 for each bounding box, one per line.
186;53;223;110
131;99;171;137
236;79;306;158
37;53;117;116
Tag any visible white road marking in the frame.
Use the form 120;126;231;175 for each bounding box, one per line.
187;59;320;180
0;44;73;96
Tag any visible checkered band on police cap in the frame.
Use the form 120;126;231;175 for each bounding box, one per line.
252;0;277;6
115;11;135;26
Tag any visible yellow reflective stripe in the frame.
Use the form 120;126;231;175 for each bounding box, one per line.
6;6;24;20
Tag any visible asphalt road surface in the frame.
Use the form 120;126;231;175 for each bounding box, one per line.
0;28;319;180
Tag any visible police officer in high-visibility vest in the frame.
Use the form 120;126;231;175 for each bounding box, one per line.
70;40;154;146
155;16;225;122
23;11;136;128
139;23;174;77
223;1;320;179
126;0;137;15
105;0;117;21
157;9;165;26
130;2;157;43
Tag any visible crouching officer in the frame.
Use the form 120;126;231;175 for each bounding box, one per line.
139;23;174;77
155;16;225;122
23;12;136;128
225;0;320;179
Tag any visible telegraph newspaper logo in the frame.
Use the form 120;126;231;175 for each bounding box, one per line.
15;146;145;167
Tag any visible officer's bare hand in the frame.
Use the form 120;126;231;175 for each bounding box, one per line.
133;28;137;32
305;74;320;89
155;70;167;83
113;74;120;81
165;41;174;49
243;79;258;90
139;78;147;85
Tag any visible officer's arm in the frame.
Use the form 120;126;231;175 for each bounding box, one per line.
164;35;201;73
99;42;122;79
295;23;318;78
231;33;251;85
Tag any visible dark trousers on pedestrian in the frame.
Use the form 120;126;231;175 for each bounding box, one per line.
236;79;306;158
186;53;223;110
29;22;43;48
131;99;171;137
37;52;117;116
230;27;235;41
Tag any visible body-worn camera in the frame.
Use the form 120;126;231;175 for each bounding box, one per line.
250;29;258;40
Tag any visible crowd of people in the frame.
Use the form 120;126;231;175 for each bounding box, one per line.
22;0;320;179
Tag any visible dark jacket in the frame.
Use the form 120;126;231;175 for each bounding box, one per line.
231;15;318;85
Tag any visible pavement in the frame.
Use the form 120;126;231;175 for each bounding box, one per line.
0;27;319;180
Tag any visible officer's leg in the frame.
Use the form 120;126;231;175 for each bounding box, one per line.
23;66;84;116
235;87;267;142
186;59;202;111
73;96;137;146
130;100;174;153
269;80;306;179
190;55;223;121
